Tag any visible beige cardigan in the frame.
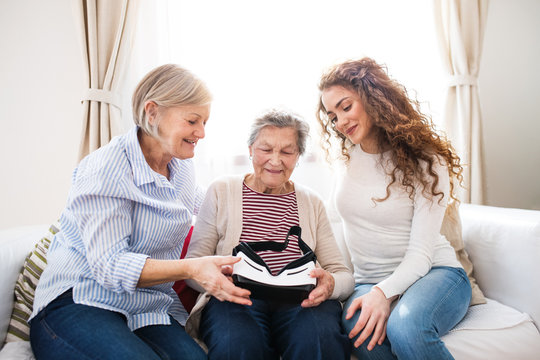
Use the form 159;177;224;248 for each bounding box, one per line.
184;175;354;340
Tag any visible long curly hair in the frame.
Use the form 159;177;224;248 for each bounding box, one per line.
316;58;463;203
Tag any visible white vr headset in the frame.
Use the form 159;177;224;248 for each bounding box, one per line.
232;226;317;303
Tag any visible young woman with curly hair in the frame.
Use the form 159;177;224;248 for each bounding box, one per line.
316;58;471;360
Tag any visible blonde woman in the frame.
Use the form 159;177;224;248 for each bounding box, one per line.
29;65;249;359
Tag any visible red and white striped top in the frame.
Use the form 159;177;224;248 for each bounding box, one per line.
240;182;302;275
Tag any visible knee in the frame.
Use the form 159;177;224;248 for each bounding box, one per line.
291;327;350;359
351;341;379;360
304;317;342;342
340;307;379;360
201;300;270;359
205;325;269;359
341;299;361;335
341;315;355;337
295;303;350;357
305;301;344;338
386;310;426;348
181;345;207;360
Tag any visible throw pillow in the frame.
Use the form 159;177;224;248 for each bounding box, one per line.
4;222;59;343
173;226;200;313
441;201;486;306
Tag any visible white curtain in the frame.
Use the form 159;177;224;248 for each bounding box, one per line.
434;0;489;204
74;0;140;160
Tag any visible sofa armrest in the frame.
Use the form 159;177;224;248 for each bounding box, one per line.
459;204;540;327
0;225;48;346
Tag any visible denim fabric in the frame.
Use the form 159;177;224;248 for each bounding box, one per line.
29;290;206;360
200;297;351;360
342;266;471;360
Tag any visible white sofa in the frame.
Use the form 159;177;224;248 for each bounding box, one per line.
1;204;539;359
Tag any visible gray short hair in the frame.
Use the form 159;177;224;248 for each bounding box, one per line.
132;64;212;137
248;109;310;155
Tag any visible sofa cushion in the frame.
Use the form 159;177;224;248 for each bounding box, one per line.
173;226;200;313
0;225;49;346
460;203;540;326
0;341;34;360
4;223;59;343
442;299;540;360
440;201;486;305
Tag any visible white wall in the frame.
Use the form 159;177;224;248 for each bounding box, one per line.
0;0;83;229
479;0;540;210
0;0;539;230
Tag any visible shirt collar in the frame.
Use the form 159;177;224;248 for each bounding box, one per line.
126;126;160;187
126;126;184;188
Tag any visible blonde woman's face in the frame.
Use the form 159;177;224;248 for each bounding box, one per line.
321;86;378;154
154;104;210;160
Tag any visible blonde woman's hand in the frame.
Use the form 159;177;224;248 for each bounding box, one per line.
301;268;335;308
187;256;251;305
220;264;234;282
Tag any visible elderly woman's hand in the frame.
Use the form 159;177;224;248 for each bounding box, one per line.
301;268;335;308
187;256;252;306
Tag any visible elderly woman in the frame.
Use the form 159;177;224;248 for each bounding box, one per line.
29;64;250;360
185;109;354;360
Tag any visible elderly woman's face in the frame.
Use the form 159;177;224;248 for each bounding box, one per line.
154;104;210;160
249;126;300;191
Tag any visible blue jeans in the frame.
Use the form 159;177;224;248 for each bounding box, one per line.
342;267;471;360
200;297;351;360
30;290;206;360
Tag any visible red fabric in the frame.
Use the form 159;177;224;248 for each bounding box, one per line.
173;226;200;313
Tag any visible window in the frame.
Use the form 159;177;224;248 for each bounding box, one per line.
135;0;445;199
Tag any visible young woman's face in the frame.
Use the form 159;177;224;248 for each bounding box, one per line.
321;85;378;153
154;104;210;160
249;126;299;192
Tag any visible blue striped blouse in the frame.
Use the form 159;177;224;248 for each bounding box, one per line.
30;126;205;330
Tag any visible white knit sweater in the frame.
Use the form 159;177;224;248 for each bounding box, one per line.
335;146;461;298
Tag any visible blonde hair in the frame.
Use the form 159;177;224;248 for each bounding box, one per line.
132;64;212;137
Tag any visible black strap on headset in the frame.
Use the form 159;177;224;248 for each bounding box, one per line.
244;226;310;253
233;226;317;276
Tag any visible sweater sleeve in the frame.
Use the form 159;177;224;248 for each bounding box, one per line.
193;184;207;216
186;182;221;259
309;192;355;301
376;157;450;298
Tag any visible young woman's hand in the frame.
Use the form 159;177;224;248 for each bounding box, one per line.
301;268;335;308
345;286;394;350
188;256;252;306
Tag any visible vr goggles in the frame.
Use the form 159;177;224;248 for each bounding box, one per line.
232;226;317;303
